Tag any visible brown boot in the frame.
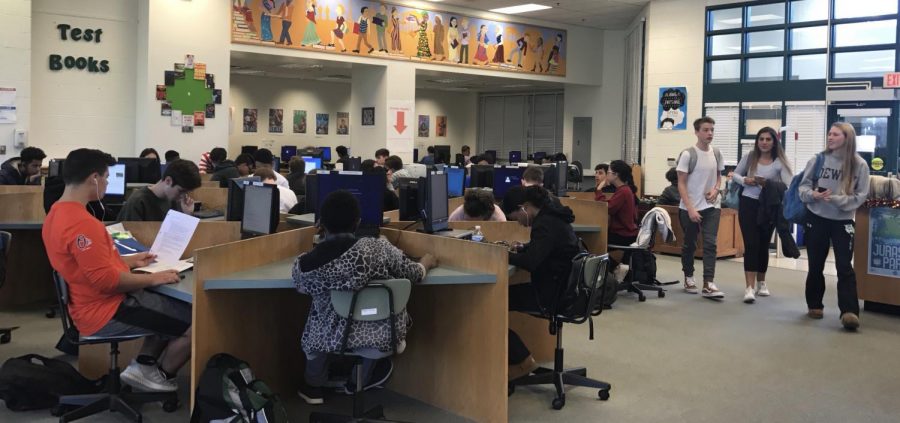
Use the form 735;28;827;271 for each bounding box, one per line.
508;355;538;381
807;309;824;319
841;313;860;330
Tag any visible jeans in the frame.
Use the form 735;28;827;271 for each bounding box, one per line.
279;20;292;44
459;45;469;63
679;207;721;282
738;196;775;273
509;283;542;365
804;211;859;315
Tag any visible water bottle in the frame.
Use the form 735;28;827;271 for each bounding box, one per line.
471;225;484;243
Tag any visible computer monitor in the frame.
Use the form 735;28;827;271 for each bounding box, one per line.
434;145;451;165
468;165;494;188
241;182;280;236
419;171;449;234
319;147;332;162
241;145;259;156
48;159;65;179
493;166;525;199
413;148;419;164
118;157;161;184
484;150;497;163
226;176;261;221
509;151;522;163
281;146;298;163
344;157;362;171
302;156;322;173
455;153;466;167
398;177;420;221
542;161;569;197
303;173;318;213
316;173;385;226
533;152;547;161
105;164;127;197
272;157;281;171
446;166;465;197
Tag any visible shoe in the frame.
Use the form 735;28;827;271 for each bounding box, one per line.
352;49;360;53
120;361;177;392
756;281;770;296
743;287;755;304
841;313;860;330
508;355;538;381
613;264;630;283
368;48;375;54
684;276;698;294
701;283;724;299
340;358;394;394
297;383;325;405
807;309;824;319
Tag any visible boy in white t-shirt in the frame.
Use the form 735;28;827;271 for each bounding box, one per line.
676;116;726;298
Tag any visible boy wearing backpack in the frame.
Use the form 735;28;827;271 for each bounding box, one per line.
676;117;726;298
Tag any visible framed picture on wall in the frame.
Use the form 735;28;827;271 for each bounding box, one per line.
316;113;329;135
418;115;429;137
337;112;349;135
269;108;284;133
293;110;307;133
243;108;258;133
436;115;447;137
362;107;375;126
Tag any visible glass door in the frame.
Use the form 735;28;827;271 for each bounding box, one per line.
828;101;900;175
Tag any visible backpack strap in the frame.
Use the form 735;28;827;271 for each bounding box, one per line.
679;148;698;174
713;147;723;172
812;153;824;184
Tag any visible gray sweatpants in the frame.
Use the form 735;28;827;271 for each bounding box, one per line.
679;208;721;282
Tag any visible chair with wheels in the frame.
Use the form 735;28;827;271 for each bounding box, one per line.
568;161;584;191
0;231;19;344
309;279;412;423
510;254;613;410
609;207;678;302
51;272;178;422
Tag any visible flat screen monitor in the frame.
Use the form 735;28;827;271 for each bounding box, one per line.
484;150;497;163
118;157;160;184
344;157;362;171
398;177;420;221
105;164;126;197
533;152;547;161
272;157;281;170
241;182;280;236
455;153;466;167
413;148;419;164
226;176;261;221
434;145;451;165
543;161;568;197
316;173;384;226
446;166;465;197
241;145;259;156
49;159;64;179
303;173;318;213
420;171;449;233
493;166;525;199
509;151;522;163
320;147;332;162
281;146;298;163
468;165;494;188
302;156;322;173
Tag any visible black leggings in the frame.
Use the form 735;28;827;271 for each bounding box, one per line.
508;284;542;365
607;233;638;269
804;211;859;315
738;196;776;273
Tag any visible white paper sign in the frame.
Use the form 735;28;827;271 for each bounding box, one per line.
386;100;414;154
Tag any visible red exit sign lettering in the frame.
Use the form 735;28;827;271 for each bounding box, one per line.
885;73;900;88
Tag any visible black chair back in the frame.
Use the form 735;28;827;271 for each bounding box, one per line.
557;254;610;324
52;272;82;345
0;231;10;289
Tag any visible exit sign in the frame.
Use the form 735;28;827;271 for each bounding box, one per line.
885;72;900;88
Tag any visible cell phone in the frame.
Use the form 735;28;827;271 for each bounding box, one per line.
817;187;827;193
754;176;766;182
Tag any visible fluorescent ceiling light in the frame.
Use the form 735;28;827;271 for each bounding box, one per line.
489;4;551;14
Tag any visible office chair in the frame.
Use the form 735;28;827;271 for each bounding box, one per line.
509;254;613;410
51;272;178;422
309;279;412;423
569;161;584;191
0;231;18;344
608;210;678;302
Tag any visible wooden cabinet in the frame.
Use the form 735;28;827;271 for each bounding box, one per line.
651;205;744;258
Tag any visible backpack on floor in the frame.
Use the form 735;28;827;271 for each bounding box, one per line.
0;354;103;411
190;353;289;423
628;250;658;284
784;153;824;224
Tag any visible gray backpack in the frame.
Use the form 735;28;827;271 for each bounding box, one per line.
679;146;723;174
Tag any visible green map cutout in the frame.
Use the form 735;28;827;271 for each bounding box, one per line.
168;69;212;115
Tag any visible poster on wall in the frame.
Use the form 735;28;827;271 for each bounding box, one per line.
231;1;568;76
337;112;349;135
293;110;307;133
418;115;429;137
436;115;447;137
387;100;414;154
316;113;329;135
244;108;258;132
269;108;284;133
156;85;167;100
0;87;15;124
182;114;194;133
868;207;900;278
362;107;375;126
161;101;172;116
658;87;687;131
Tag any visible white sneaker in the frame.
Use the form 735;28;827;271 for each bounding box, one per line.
701;283;724;299
120;360;177;392
613;264;630;283
743;287;755;304
756;281;770;297
684;276;698;294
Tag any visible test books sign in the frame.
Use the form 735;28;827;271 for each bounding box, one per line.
868;207;900;278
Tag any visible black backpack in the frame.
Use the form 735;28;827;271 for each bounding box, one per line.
0;354;103;411
628;250;658;284
191;353;289;423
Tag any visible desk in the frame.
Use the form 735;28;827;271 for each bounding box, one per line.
559;197;608;254
0;221;44;230
286;213;391;226
572;223;602;233
651;205;744;258
0;192;51;308
191;188;228;212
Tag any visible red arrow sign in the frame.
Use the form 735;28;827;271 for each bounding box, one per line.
394;111;407;134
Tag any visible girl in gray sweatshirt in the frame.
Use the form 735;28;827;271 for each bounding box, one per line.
798;122;870;330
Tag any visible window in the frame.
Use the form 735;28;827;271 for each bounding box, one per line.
747;57;784;81
785;102;827;173
791;26;827;50
834;20;897;47
790;54;827;79
704;104;741;165
834;0;897;19
710;60;742;83
742;103;783;138
747;3;786;26
833;50;896;79
710;34;742;56
710;7;743;30
790;0;828;22
477;93;564;160
748;30;784;52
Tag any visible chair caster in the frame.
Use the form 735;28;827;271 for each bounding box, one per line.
638;294;646;302
162;400;179;413
552;397;565;410
658;290;666;298
598;389;610;400
50;404;76;417
46;310;57;318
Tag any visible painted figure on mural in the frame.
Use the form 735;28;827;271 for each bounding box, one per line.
329;5;348;52
301;0;321;46
374;4;388;53
458;17;470;64
353;6;375;54
277;0;295;45
235;0;258;34
260;0;276;42
473;24;489;65
389;7;402;53
491;25;505;65
507;31;528;68
546;33;563;73
531;36;545;72
448;17;460;63
408;11;432;59
432;15;446;61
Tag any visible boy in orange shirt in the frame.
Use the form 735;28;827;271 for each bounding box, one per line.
43;148;190;393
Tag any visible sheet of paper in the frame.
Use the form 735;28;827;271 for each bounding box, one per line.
135;259;193;274
0;88;15;105
105;223;126;234
0;106;16;124
148;210;199;265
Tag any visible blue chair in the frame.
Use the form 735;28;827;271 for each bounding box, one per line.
51;272;178;422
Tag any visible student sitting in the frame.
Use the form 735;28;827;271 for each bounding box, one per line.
384;155;411;190
286;156;306;197
164;150;180;163
449;189;506;221
117;159;202;221
208;148;241;182
419;146;435;165
253;148;290;188
595;160;640;282
293;190;437;404
657;167;681;206
43;148;190;393
521;166;544;187
139;148;160;161
253;168;298;213
588;163;617;194
234;153;255;177
0;146;46;185
375;148;390;167
335;145;351;168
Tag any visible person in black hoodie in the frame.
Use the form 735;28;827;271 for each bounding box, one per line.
0;147;46;185
502;185;580;380
208;148;240;182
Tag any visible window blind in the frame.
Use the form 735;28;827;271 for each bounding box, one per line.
705;103;740;165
